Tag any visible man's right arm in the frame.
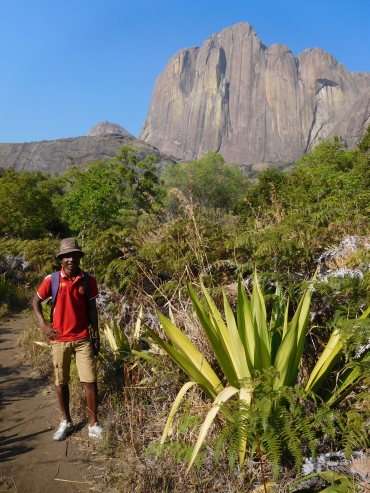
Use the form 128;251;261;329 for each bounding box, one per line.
32;294;61;339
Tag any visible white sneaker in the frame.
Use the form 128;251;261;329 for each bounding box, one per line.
88;422;103;439
53;420;73;441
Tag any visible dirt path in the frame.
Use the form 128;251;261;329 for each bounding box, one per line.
0;315;102;493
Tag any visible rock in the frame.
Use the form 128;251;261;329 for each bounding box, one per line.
140;22;370;166
88;120;134;138
327;87;370;148
0;134;175;175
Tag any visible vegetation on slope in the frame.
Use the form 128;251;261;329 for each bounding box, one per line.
2;133;370;491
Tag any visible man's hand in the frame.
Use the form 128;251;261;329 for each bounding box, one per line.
41;323;62;340
92;338;100;356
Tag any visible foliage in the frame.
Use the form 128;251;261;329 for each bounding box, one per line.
236;138;370;273
104;307;143;360
59;147;164;234
139;273;370;475
0;168;60;238
104;213;236;299
59;160;125;232
289;471;356;493
10;130;370;490
163;151;247;214
0;274;9;300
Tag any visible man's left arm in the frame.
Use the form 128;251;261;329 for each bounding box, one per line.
88;298;100;355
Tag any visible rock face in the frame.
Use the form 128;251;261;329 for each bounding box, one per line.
88;120;134;138
327;87;370;148
0;134;174;175
140;23;370;165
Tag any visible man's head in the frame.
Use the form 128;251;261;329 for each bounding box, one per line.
57;238;84;277
57;238;84;260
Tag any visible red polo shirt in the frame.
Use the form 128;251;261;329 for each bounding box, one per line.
37;268;98;342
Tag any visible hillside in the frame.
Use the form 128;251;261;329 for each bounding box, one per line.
0;133;174;175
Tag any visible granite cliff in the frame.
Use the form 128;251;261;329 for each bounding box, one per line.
0;133;174;175
140;23;370;166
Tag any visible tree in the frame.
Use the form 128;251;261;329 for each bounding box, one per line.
0;169;59;238
163;152;247;214
60;160;124;233
60;147;164;234
358;124;370;154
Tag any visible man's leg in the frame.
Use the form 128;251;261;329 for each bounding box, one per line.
56;384;72;422
51;341;72;421
74;339;99;426
51;342;73;440
85;382;98;426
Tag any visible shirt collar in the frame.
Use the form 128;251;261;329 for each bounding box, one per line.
60;267;82;279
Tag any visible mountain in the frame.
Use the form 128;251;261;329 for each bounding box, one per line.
140;22;370;166
0;133;174;175
88;120;134;138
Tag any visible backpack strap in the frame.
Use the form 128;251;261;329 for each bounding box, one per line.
82;271;90;325
50;271;60;323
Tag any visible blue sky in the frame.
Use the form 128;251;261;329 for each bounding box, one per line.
0;0;369;143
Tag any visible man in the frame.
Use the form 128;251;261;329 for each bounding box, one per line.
33;238;103;440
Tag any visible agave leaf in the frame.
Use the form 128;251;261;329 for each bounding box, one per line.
290;471;352;492
282;297;290;338
291;284;315;376
112;319;131;352
160;381;197;447
104;323;119;354
188;284;238;387
360;304;370;319
186;386;240;472
131;349;165;367
146;326;218;399
33;341;51;348
157;311;223;393
168;305;176;324
307;304;370;400
251;270;271;369
273;286;313;389
132;306;143;350
223;290;251;381
269;283;286;333
238;386;252;465
200;284;249;388
305;329;342;393
326;350;370;407
270;284;286;364
237;279;257;371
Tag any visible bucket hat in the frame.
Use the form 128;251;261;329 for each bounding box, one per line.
57;238;84;259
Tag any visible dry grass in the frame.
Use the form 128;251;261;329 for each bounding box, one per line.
18;319;53;379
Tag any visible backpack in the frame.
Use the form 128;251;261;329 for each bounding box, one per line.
50;271;90;325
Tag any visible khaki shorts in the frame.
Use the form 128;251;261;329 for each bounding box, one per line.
51;338;96;386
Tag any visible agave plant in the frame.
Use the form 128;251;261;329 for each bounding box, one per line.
289;471;356;493
104;306;143;360
140;272;370;471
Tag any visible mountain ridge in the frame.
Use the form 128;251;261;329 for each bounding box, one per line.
0;133;175;175
140;22;370;165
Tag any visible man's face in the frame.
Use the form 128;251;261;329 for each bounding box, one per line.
61;252;82;276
